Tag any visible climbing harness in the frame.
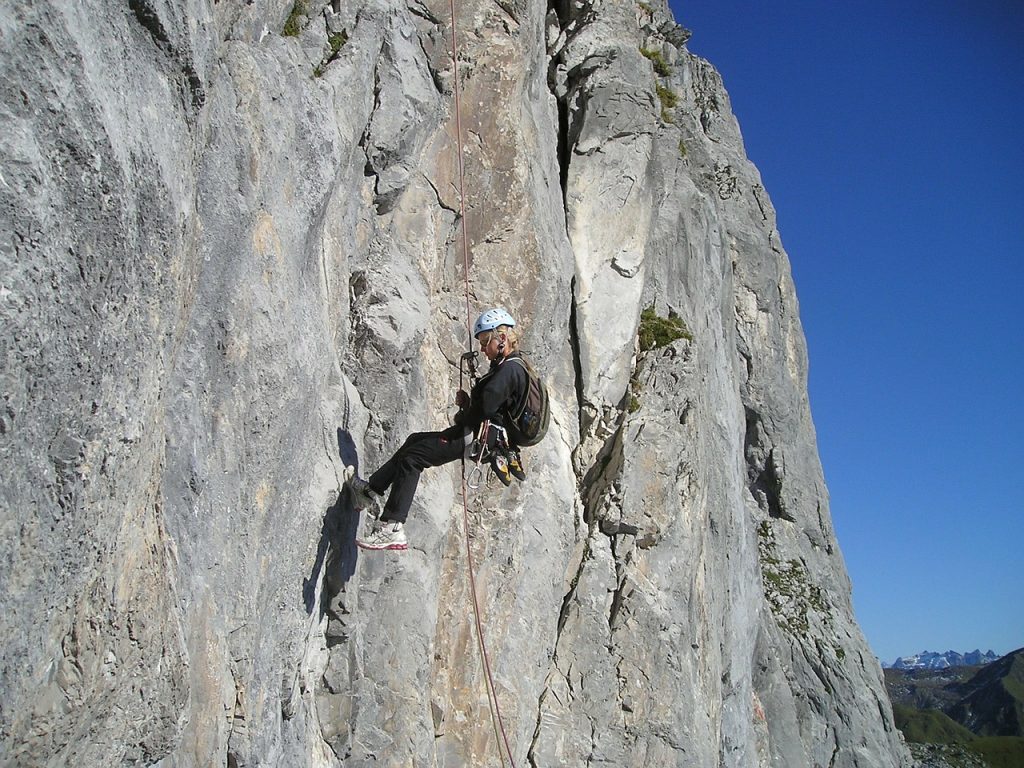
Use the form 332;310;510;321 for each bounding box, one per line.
448;0;517;764
467;421;490;490
466;421;511;490
457;354;509;490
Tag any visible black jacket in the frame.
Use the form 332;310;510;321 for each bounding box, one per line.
457;352;529;433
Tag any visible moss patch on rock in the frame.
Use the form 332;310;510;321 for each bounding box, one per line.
638;304;691;352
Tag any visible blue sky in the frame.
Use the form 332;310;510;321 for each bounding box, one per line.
670;0;1023;663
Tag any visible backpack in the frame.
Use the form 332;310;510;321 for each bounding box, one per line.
505;355;549;447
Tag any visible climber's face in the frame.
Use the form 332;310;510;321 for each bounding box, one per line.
477;331;505;361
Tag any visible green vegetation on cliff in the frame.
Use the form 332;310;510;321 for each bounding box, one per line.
282;1;306;36
638;305;691;351
640;47;672;77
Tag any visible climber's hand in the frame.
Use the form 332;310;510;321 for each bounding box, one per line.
455;390;470;409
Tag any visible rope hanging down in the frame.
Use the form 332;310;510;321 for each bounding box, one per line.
449;0;473;348
447;0;517;766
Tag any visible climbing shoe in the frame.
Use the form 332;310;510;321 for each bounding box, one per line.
356;521;408;551
491;454;512;486
348;476;380;512
506;449;526;482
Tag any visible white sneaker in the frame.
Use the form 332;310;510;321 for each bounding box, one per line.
356;521;408;552
348;476;380;512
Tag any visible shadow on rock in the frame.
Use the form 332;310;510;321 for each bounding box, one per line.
303;429;362;622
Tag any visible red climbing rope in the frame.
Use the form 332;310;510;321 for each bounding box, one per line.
447;1;517;767
449;0;474;348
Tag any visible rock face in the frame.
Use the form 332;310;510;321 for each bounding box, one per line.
0;1;911;766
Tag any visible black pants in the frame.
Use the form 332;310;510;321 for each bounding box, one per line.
368;424;482;523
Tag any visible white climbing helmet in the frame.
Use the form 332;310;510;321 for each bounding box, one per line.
473;307;516;337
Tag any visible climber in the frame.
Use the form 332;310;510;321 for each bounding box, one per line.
349;308;531;551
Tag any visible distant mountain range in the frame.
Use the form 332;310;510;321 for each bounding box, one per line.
884;646;1024;767
884;649;1001;670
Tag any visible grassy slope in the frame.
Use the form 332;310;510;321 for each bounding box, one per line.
969;737;1024;768
893;704;975;744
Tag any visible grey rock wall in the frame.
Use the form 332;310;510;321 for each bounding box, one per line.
0;0;910;766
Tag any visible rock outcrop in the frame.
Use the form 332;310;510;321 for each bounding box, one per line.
0;0;911;765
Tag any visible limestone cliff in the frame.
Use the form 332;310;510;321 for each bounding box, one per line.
0;0;911;766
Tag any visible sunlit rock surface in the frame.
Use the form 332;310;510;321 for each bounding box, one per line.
0;1;910;765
